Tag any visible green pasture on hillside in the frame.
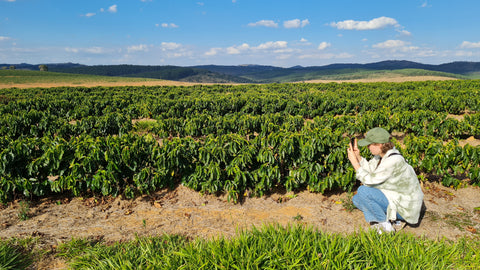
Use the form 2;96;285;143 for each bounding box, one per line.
0;70;162;85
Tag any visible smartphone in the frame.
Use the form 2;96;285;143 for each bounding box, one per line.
350;137;355;147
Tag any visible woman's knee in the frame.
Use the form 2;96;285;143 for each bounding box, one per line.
352;194;360;208
352;187;366;207
353;186;378;208
353;186;368;200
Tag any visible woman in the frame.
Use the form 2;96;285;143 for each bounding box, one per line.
347;127;424;233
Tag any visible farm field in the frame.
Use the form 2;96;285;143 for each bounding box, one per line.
1;77;480;269
0;69;459;89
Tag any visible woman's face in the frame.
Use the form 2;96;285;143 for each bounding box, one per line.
368;143;383;156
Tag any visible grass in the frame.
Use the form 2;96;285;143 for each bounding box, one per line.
0;70;162;85
341;192;356;212
3;224;477;269
0;243;32;270
260;68;467;83
17;201;30;221
444;212;478;232
0;238;39;270
0;68;468;86
58;224;480;269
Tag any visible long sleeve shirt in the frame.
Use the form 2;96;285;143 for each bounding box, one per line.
356;148;424;224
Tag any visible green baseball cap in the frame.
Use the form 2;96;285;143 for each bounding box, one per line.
357;127;390;146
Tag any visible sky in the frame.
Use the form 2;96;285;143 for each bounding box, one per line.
1;0;480;67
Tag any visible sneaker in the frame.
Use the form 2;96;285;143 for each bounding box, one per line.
371;221;395;234
392;220;406;231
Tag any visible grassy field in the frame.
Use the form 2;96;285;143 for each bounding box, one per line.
0;70;163;86
237;67;467;83
2;224;479;269
0;68;467;87
261;68;466;83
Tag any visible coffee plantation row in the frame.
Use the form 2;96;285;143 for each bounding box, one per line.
0;80;479;203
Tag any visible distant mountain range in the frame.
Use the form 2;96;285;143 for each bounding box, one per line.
2;60;480;83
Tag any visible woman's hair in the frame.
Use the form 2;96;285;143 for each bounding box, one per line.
381;141;394;153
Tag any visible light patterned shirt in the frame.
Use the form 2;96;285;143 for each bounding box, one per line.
356;148;424;224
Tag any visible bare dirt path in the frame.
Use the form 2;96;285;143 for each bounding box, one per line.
1;182;479;246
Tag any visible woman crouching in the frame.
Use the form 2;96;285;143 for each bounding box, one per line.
347;127;424;233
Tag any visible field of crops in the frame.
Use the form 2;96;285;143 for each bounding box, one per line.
1;80;480;204
1;80;480;269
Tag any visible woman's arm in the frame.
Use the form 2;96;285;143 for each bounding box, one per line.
356;155;401;185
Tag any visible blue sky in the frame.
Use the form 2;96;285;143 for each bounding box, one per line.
1;0;480;67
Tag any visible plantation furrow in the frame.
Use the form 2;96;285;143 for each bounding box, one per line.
1;81;479;203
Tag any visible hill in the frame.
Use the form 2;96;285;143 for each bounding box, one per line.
192;60;476;82
47;65;257;84
2;60;479;83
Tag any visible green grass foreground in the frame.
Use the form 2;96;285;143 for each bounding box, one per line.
2;224;479;269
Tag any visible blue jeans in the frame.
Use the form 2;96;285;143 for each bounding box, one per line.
352;185;403;223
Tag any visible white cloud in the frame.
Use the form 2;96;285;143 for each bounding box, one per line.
204;41;289;59
84;13;96;17
96;5;117;15
205;48;221;56
421;1;431;8
372;40;419;53
248;20;278;28
397;29;411;36
0;36;11;41
373;39;407;49
318;42;331;50
149;43;192;59
330;16;399;30
298;52;353;60
127;44;149;53
6;0;16;2
108;5;117;13
301;19;310;27
65;47;79;53
159;23;179;28
298;38;311;46
10;47;36;53
227;43;250;54
276;54;291;60
85;47;105;54
460;41;480;49
283;19;309;29
65;46;105;54
456;51;474;57
256;41;287;50
226;47;241;55
237;43;250;50
415;49;436;57
160;42;181;51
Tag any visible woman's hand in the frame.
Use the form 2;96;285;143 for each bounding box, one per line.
348;138;361;170
352;138;361;161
